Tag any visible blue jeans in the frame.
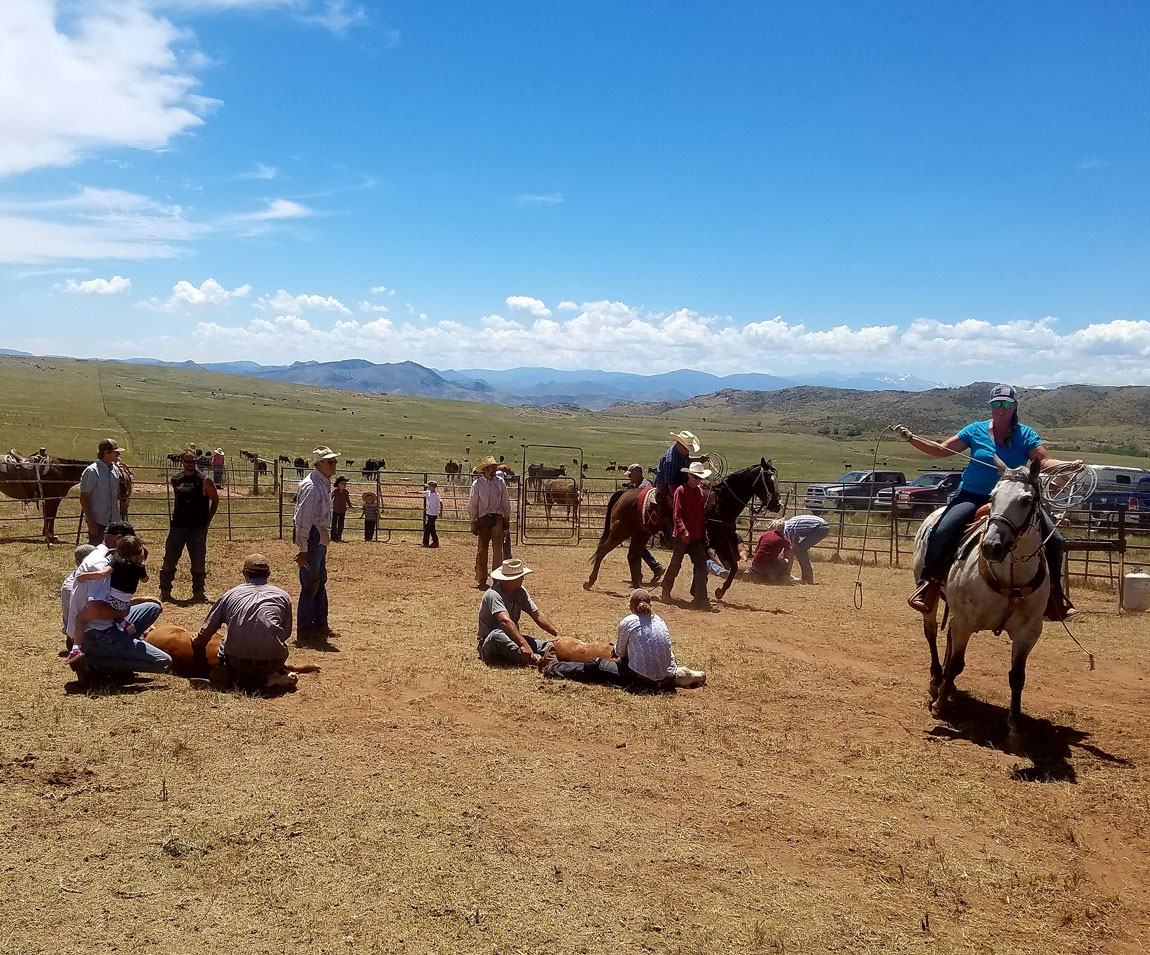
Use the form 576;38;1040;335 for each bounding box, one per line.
298;526;329;632
546;658;673;692
159;524;208;594
477;630;551;667
331;512;346;541
82;602;169;675
791;524;830;583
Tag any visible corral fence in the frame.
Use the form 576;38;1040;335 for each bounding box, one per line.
3;466;1145;597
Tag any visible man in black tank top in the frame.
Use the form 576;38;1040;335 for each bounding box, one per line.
159;449;219;602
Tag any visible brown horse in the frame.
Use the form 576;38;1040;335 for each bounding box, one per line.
0;453;132;541
583;458;781;600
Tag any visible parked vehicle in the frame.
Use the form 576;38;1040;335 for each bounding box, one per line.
876;470;963;519
1085;475;1150;528
804;469;906;512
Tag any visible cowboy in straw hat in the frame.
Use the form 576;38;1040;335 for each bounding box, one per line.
660;458;714;610
422;479;442;547
653;428;706;543
360;490;380;542
476;559;562;667
293;446;341;640
468;454;511;588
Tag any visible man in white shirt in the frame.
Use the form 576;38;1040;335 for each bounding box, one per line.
293;447;338;639
468;456;510;589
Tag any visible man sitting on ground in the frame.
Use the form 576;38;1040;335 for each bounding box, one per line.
745;526;793;583
477;559;561;667
192;554;296;690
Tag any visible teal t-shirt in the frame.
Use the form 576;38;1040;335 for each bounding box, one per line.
957;420;1042;495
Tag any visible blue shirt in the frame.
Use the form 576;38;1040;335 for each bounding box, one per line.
655;445;690;490
956;420;1042;495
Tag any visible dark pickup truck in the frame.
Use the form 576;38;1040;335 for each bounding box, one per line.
1086;477;1150;527
804;469;906;512
875;470;963;520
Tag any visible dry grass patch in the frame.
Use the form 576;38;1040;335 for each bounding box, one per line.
1;534;1148;953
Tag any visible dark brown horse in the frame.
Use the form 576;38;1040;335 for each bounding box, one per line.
583;458;781;599
0;453;132;541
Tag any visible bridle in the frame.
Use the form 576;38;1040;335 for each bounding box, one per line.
714;464;779;516
985;472;1043;561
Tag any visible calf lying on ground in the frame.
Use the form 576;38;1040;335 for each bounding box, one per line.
143;624;319;680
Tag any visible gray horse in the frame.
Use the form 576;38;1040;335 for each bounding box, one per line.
913;458;1050;740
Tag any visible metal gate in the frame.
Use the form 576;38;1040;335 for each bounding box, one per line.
519;444;584;544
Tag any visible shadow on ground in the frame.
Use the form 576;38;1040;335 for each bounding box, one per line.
926;690;1132;783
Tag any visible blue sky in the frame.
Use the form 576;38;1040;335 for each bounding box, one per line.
2;0;1149;384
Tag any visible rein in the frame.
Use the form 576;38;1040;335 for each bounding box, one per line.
976;472;1048;634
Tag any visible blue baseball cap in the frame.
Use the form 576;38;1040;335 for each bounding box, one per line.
988;384;1017;405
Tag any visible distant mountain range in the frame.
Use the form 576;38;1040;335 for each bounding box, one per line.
100;356;943;409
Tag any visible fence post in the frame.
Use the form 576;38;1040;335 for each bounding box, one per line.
278;464;284;541
890;497;898;567
375;470;382;541
226;465;233;541
836;506;845;560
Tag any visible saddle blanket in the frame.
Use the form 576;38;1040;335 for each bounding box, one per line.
638;486;661;532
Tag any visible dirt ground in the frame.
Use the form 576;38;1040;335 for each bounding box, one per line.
2;531;1148;954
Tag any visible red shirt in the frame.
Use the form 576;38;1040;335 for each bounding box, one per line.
673;481;706;541
752;530;788;566
331;485;352;514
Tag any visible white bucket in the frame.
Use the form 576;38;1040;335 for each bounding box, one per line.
1123;567;1150;612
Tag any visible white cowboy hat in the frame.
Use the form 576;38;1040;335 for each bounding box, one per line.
213;448;224;455
490;558;533;581
681;461;713;480
312;446;340;465
670;430;701;453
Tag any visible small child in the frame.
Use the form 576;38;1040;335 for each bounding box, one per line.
361;491;380;541
73;535;149;638
422;481;441;547
331;476;351;541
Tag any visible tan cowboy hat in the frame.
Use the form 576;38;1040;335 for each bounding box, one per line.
681;461;713;480
312;446;340;465
213;448;224;456
361;491;377;502
670;430;701;453
476;455;498;471
627;463;643;473
490;558;533;581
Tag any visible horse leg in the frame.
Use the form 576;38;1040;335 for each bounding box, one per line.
923;606;942;701
42;496;61;541
715;537;738;600
584;522;634;591
1006;621;1042;740
625;534;649;589
931;621;972;718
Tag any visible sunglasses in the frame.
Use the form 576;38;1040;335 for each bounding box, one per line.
989;400;1015;409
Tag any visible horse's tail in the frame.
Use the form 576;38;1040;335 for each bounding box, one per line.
600;487;627;544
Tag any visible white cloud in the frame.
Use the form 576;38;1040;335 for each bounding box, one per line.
147;277;251;311
516;193;564;206
60;275;132;295
557;300;578;312
231;198;314;221
300;0;367;34
257;289;350;315
0;0;213;178
239;162;278;180
506;296;552;319
358;300;388;314
176;304;1150;386
369;284;393;295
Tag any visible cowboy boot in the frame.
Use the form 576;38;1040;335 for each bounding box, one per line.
908;579;941;614
1044;583;1077;622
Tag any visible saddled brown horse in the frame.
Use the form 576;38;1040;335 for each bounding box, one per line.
583;458;781;600
0;453;133;541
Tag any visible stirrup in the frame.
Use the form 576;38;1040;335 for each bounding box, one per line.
908;579;940;614
1044;588;1078;622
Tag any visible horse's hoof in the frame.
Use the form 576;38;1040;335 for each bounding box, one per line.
582;581;593;592
930;701;946;719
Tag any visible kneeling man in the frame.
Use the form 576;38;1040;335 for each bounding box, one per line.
193;554;295;689
477;559;561;667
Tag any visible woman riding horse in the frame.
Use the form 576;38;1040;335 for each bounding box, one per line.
895;383;1081;620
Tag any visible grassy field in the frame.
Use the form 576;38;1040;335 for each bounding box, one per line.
4;355;1149;481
